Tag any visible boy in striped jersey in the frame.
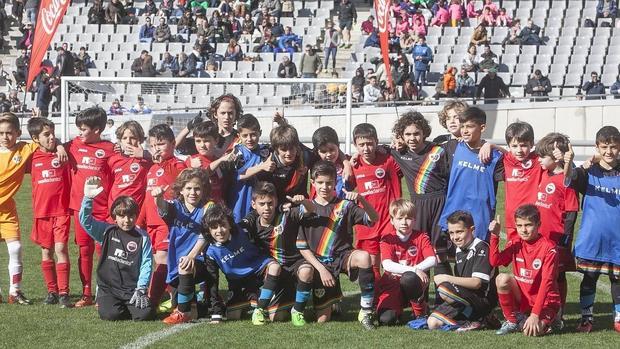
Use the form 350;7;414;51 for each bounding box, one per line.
297;161;380;329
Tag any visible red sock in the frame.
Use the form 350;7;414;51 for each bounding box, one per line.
56;262;70;295
41;260;58;293
411;301;428;317
372;265;381;285
559;277;567;307
498;292;518;323
148;264;168;306
78;244;94;296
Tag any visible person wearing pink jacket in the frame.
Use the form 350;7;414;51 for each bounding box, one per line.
412;16;427;37
449;0;464;27
431;6;450;26
466;0;480;18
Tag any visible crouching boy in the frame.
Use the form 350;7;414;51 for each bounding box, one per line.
79;177;153;321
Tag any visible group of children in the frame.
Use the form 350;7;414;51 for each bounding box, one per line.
0;93;618;335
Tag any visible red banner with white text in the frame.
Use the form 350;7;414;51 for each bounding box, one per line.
374;0;393;89
26;0;70;90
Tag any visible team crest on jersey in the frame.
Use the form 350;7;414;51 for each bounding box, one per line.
156;168;165;177
522;159;533;169
429;153;440;162
12;154;22;164
273;225;283;236
532;259;542;270
407;246;418;257
545;183;556;194
126;241;138;253
51;158;61;168
130;163;141;173
375;168;385;179
95;149;106;159
334;208;345;218
314;288;325;298
260;148;270;158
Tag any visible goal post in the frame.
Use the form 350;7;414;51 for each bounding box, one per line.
61;76;354;153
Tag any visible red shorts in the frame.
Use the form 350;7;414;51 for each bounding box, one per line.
147;225;170;252
31;215;71;249
375;273;425;316
355;236;380;256
73;210;108;246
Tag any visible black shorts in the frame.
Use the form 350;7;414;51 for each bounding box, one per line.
410;191;446;252
431;282;491;322
96;287;153;321
273;259;314;313
339;19;353;30
311;250;358;310
226;262;289;315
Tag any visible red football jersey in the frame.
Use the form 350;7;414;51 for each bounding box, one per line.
66;137;115;215
141;157;187;227
108;154;150;209
352;153;402;240
30;149;71;218
184;154;225;203
534;171;578;243
380;230;435;276
503;152;542;232
490;234;561;316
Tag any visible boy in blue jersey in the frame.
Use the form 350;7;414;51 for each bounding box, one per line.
438;106;504;243
240;181;316;326
154;168;223;325
79;177;153;321
297;161;380;330
310;126;353;198
566;126;620;333
203;204;282;325
227;114;272;222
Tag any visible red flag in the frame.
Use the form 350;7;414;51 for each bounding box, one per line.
26;0;70;90
374;0;394;89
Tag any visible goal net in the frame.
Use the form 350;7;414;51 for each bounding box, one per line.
61;77;354;152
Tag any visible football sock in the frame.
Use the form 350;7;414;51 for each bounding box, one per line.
258;274;278;310
148;263;168;306
558;272;567;308
293;280;312;313
56;262;70;295
358;267;375;310
498;292;518;323
78;244;94;296
611;277;620;322
579;271;598;320
7;240;23;294
41;260;58;293
177;274;194;313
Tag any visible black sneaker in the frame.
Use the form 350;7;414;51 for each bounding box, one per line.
59;294;74;308
358;310;376;330
43;292;59;305
8;290;32;305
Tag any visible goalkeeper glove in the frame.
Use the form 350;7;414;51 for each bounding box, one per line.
129;287;150;309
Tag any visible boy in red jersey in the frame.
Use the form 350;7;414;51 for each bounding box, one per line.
376;199;436;326
490;205;562;336
140;124;187;307
66;107;115;307
534;133;579;318
501;122;543;242
27;118;73;308
185;121;234;203
351;123;402;281
107;121;151;209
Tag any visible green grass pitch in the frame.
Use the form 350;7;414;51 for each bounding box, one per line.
0;178;617;348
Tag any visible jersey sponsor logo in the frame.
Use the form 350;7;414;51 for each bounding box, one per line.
12;154;22;164
511;168;524;178
545;183;556;194
375;168;385;179
78;148;88;153
51;158;61;168
34;162;43;167
522;159;533;169
82;156;96;166
126;241;138;252
364;179;380;191
219;246;246;264
457;160;486;173
314;288;325;298
95;149;106;158
121;174;136;184
594;185;620;195
537;192;548;202
532;258;542;270
156;168;165;177
519;267;532;278
407;245;418;257
147;178;157;186
130;163;141;173
113;248;127;259
41;169;56;178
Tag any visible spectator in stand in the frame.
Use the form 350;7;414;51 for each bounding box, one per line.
393;52;411;86
88;0;106;24
411;16;427;37
478;44;498;71
129;96;153;114
400;33;416;53
0;93;10;113
323;21;341;73
195;34;215;59
435;66;457;99
476;67;510;103
218;0;233;16
466;0;480;19
502;19;521;46
108;98;127;115
158;0;174;19
395;0;416;15
495;8;511;26
131;50;148;77
35;74;52;117
395;16;411;36
525;69;552;102
519;18;544;45
431;0;449;15
597;0;618;19
401;79;419;101
470;23;489;46
461;44;479;72
23;0;38;24
254;6;270;27
13;49;28;86
277;26;301;54
269;16;284;38
351;66;366;92
204;59;218;77
17;22;34;50
477;6;495;26
431;4;450;26
159;52;179;76
228;13;242;39
483;0;499;15
338;0;357;48
101;119;117;142
281;0;294;17
178;10;196;37
12;0;25;25
411;36;433;87
141;0;157;16
106;0;129;24
139;16;156;43
277;56;298;78
76;47;93;69
223;38;243;61
141;54;157;77
240;13;255;44
449;0;464;27
582;71;606;100
255;27;275;52
361;15;375;35
177;52;195;77
388;30;401;53
299;45;322;100
456;66;475;97
8;90;22;113
610;75;620;98
155;17;172;43
264;0;282;18
364;75;382;103
55;46;75;78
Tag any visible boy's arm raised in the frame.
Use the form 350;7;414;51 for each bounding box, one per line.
342;189;379;223
78;177;109;243
152;185;171;218
239;155;275;180
488;216;513;267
